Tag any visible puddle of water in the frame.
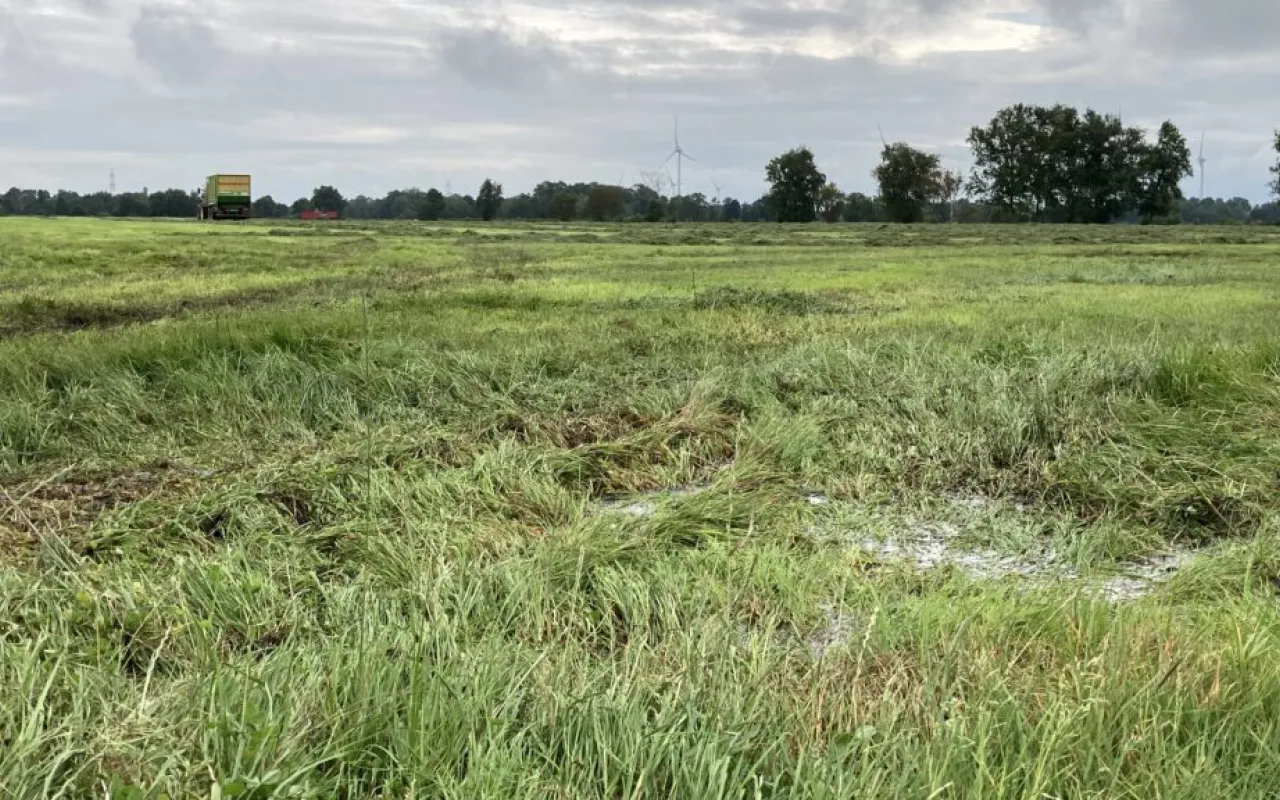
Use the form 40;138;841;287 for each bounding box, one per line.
605;484;826;518
946;492;992;511
599;486;705;518
615;500;657;517
1098;576;1154;603
1095;552;1196;602
946;491;1034;513
611;487;1200;602
808;602;860;658
857;521;1066;579
802;489;1195;603
852;519;1198;603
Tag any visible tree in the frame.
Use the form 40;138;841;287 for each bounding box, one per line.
817;183;845;223
585;185;627;221
967;104;1093;220
311;185;346;214
1071;110;1146;224
476;179;503;221
1180;196;1253;224
740;198;769;222
2;187;22;214
548;192;577;221
841;193;879;222
952;198;996;224
82;192;112;216
532;181;569;217
722;198;742;222
291;197;315;215
937;170;964;222
1137;121;1193;223
1271;130;1280;198
146;188;198;217
252;195;286;218
365;189;425;220
644;197;665;223
967;104;1182;224
419;188;446;221
627;184;660;218
764;147;826;222
53;193;71;216
113;193;150;217
445;194;476;219
874;143;946;224
670;193;709;222
500;193;539;219
1253;201;1280;224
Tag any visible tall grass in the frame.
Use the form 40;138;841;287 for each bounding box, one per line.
1;218;1279;796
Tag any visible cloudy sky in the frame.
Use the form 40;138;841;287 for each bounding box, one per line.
1;0;1277;203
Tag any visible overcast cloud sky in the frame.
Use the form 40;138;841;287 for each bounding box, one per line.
0;0;1276;202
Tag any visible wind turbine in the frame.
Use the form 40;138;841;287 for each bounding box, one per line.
711;180;723;204
1197;133;1207;199
663;116;695;198
639;169;668;196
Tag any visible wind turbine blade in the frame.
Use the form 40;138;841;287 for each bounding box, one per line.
683;152;696;162
662;150;677;167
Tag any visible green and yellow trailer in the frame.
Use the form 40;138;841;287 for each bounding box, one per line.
199;174;252;220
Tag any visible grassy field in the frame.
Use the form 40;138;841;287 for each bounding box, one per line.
2;216;1280;798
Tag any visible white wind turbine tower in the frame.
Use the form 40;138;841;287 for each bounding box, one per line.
1198;133;1207;199
663;117;695;198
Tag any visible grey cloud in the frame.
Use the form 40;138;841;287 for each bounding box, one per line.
433;24;580;91
0;0;1276;202
131;3;223;84
1027;0;1119;33
0;7;24;55
1138;0;1280;54
71;0;112;13
515;0;1106;37
0;8;83;94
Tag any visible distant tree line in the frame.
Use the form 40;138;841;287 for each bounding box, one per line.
2;113;1277;224
968;107;1196;223
336;181;771;223
764;105;1258;224
0;188;203;218
3;182;1275;225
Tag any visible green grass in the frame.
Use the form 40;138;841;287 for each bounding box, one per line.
2;216;1280;797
